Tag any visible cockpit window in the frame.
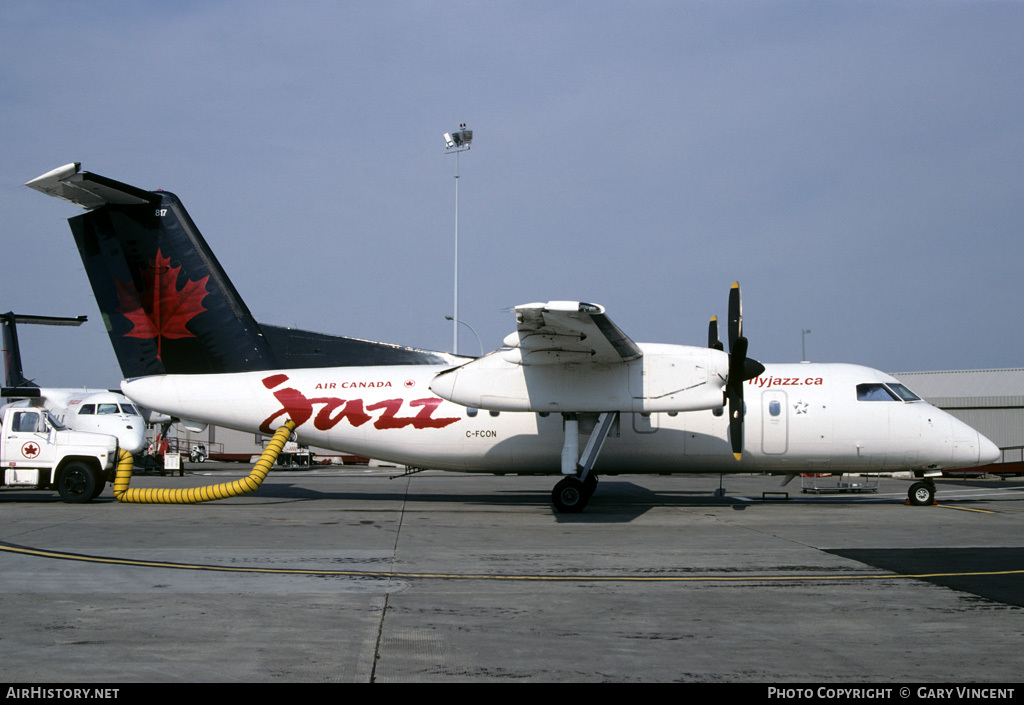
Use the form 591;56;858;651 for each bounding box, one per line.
97;404;119;415
857;382;923;402
887;383;921;402
856;383;899;401
120;404;140;415
79;404;95;415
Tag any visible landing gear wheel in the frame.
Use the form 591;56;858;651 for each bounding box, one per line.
908;481;935;506
552;477;589;513
582;473;599;499
57;462;98;504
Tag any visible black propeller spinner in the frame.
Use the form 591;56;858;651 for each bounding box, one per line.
709;283;765;460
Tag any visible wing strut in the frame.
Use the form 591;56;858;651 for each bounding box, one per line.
578;411;616;480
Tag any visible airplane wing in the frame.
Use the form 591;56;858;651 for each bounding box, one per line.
500;301;643;366
431;300;728;414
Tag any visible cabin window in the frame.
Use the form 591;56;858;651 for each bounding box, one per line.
856;383;899;402
79;404;95;415
769;400;781;416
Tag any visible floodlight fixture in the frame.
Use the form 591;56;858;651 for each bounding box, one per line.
443;124;473;153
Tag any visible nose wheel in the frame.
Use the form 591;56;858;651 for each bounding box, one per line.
907;481;936;506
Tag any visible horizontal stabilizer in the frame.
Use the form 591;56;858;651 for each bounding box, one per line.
1;387;41;398
3;313;87;327
26;163;156;210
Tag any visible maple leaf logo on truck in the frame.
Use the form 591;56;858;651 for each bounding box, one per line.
114;250;209;360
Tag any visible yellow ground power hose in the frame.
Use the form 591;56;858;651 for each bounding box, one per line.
112;420;296;504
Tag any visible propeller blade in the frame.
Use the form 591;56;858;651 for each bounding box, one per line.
724;282;762;460
728;281;742;349
708;316;723;351
728;334;748;459
728;384;744;461
730;335;748;372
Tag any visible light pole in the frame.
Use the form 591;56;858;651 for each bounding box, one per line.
445;316;483;357
801;329;812;362
443;124;473;355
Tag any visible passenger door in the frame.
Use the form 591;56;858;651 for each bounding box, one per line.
761;391;788;455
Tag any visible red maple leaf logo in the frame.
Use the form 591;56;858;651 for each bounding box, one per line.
114;250;209;359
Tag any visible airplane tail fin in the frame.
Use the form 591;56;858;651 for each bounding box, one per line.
27;164;452;378
2;312;32;389
1;312;87;390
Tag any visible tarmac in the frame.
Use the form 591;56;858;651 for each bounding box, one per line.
2;465;1023;683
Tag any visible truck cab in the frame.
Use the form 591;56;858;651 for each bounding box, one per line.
1;406;119;502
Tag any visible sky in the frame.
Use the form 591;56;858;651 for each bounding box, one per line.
2;1;1023;389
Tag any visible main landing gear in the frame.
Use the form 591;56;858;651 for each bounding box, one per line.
552;474;600;513
551;412;615;513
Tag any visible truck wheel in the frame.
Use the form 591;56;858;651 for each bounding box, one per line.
57;462;99;503
89;478;106;500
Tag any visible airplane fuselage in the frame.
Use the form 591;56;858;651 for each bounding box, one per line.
122;361;997;475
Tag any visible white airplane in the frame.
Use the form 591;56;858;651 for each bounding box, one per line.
1;312;147;453
27;163;1000;511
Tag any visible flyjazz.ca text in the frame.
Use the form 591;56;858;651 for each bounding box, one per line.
747;376;824;388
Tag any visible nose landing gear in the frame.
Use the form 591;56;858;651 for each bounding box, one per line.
907;481;936;506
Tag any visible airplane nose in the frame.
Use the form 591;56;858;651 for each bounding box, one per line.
949;429;1001;468
121;425;147;454
978;431;1001;466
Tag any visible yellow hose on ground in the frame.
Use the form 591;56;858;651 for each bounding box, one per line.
113;420;296;504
